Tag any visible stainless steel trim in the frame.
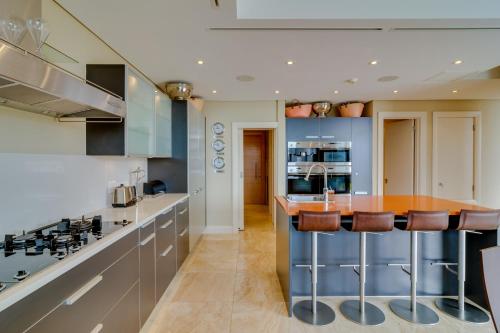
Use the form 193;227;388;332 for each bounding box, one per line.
0;40;125;119
179;208;188;215
163;207;174;214
179;228;188;237
160;219;174;229
140;233;155;246
288;141;352;149
160;245;174;257
65;275;103;305
141;219;155;229
90;323;104;333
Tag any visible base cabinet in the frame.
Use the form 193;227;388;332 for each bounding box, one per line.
139;220;156;327
176;199;190;269
100;282;140;333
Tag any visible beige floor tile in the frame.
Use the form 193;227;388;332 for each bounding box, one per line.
237;252;276;273
182;252;238;273
233;271;284;307
231;302;290;333
172;271;235;302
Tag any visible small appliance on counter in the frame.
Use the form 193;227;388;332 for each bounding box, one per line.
111;184;137;208
143;180;167;196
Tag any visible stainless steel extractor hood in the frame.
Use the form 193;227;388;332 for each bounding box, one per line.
0;40;126;120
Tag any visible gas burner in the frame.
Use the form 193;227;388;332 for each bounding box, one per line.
12;233;36;249
0;282;6;292
54;251;67;260
70;216;92;232
70;244;81;252
56;235;73;246
14;270;30;281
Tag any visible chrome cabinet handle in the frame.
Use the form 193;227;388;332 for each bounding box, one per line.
321;135;335;139
162;208;173;215
140;233;155;246
161;245;174;257
179;228;188;237
160;219;174;229
179;208;188;215
305;135;319;139
65;275;103;305
90;323;103;333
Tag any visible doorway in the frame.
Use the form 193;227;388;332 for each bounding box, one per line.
383;119;416;195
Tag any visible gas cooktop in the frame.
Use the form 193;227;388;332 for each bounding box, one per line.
0;216;132;293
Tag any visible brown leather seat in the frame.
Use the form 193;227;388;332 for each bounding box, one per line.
349;211;395;232
400;210;449;231
298;210;341;232
456;209;500;231
481;246;500;332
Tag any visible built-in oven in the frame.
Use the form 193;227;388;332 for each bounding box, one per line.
287;163;352;195
319;142;351;163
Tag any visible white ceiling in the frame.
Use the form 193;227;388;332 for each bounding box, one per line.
57;0;500;102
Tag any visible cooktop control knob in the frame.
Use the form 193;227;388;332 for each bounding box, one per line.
14;270;29;280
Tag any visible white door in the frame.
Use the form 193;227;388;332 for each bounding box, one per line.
435;117;475;201
384;119;415;195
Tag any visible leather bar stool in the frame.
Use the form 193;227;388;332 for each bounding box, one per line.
389;210;449;325
435;209;500;323
293;210;341;326
340;211;395;326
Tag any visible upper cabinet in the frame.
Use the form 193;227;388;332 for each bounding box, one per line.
286;117;352;142
85;64;172;157
319;118;351;141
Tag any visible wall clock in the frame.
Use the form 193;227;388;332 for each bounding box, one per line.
212;156;225;170
212;139;225;152
212;122;225;136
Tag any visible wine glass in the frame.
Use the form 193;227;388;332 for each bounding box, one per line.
26;18;50;52
0;17;27;45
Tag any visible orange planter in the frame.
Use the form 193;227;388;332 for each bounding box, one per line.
285;104;312;118
338;103;364;117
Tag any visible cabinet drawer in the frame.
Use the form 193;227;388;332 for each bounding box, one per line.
0;230;139;333
156;242;176;300
177;225;189;269
99;281;140;333
139;227;156;327
140;219;155;241
155;208;175;259
176;199;189;236
26;246;139;333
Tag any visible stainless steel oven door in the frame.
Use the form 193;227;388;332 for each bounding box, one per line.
325;174;352;194
319;142;352;163
287;173;321;195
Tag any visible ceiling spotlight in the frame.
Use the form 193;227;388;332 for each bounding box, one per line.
346;78;359;84
452;89;458;94
197;60;204;65
212;90;217;94
393;90;399;94
453;59;463;65
275;90;280;94
287;60;294;65
369;60;378;65
333;90;339;94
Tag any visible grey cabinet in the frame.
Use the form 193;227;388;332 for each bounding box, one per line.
286;118;320;141
139;219;156;327
155;207;177;300
176;199;190;269
351;117;372;195
100;282;140;333
319;118;352;141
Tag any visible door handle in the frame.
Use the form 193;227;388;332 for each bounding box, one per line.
179;228;188;237
65;275;103;305
161;245;174;257
160;219;174;229
179;208;188;215
140;233;155;246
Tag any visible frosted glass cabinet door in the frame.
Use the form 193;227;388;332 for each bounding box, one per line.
127;70;155;156
155;93;172;157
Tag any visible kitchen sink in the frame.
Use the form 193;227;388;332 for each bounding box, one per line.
286;194;326;202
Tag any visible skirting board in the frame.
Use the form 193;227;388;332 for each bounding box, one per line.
203;226;238;234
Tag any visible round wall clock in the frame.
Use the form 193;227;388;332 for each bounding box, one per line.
212;139;225;152
213;156;225;170
212;122;225;135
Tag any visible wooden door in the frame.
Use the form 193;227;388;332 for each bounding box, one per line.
384;119;415;195
435;117;474;201
244;131;268;205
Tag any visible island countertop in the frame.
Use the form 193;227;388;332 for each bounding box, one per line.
275;195;490;216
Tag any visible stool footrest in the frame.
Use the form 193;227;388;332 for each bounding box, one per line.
431;262;458;275
387;263;411;276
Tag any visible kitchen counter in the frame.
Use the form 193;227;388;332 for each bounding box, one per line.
0;193;188;312
276;194;490;217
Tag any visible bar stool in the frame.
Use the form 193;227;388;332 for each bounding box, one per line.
389;210;449;325
340;211;395;326
293;210;341;326
435;209;500;323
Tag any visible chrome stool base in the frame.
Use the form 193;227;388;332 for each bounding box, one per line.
293;300;335;326
340;300;385;326
435;298;490;323
389;299;439;325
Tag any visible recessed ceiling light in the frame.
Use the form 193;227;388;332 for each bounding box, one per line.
369;60;378;65
287;60;294;65
393;90;399;94
197;60;204;65
452;89;458;94
275;90;280;94
454;59;463;65
346;78;359;84
154;90;158;93
212;90;217;94
378;75;399;82
333;90;339;94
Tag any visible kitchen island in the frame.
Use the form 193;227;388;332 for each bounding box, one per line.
275;195;497;316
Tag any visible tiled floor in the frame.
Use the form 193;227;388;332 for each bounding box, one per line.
142;205;495;333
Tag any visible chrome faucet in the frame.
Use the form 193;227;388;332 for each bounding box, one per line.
304;163;334;202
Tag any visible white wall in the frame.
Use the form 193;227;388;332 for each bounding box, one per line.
204;101;285;229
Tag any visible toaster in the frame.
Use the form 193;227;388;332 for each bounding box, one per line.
143;180;167;195
112;184;137;208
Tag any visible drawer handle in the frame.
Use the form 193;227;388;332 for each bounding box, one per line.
90;323;103;333
161;245;174;257
163;207;174;215
179;228;188;237
65;275;103;305
321;135;335;139
140;233;155;246
305;135;319;139
178;208;188;215
180;198;188;204
141;219;155;229
161;219;174;229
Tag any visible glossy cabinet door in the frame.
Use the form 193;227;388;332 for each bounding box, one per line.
319;118;352;141
155;92;172;157
286;118;321;141
139;220;156;327
351;117;372;195
100;282;140;333
176;199;190;269
127;69;155;156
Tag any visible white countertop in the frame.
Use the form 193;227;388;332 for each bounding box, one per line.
0;193;189;312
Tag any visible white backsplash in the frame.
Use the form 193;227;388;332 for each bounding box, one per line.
0;153;147;235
